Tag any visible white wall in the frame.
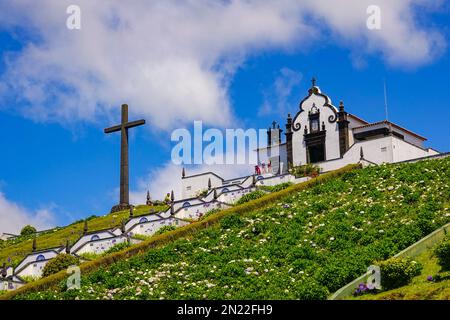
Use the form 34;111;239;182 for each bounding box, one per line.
0;278;24;291
70;231;117;254
392;137;437;162
16;260;49;278
75;236;128;255
291;90;340;166
182;173;223;198
218;188;256;204
129;217;189;237
174;201;228;220
125;213;162;231
15;250;60;275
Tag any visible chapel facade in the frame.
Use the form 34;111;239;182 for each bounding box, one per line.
256;78;439;174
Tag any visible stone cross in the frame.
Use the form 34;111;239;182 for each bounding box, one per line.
105;104;145;212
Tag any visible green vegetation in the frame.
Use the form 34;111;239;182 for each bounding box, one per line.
0;205;167;267
434;237;450;270
154;226;177;236
354;236;450;300
42;254;80;277
378;257;422;290
4;158;448;300
20;225;37;236
102;242;131;255
290;164;321;178
0;164;359;300
235;190;266;205
258;182;293;193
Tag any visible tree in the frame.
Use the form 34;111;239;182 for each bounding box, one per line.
20;225;36;236
42;254;80;277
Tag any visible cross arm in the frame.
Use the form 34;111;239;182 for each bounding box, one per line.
124;119;146;129
104;124;122;134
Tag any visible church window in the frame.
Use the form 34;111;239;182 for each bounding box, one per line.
139;217;148;223
311;119;319;132
182;202;191;208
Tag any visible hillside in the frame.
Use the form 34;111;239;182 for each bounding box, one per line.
5;157;450;300
0;205;168;267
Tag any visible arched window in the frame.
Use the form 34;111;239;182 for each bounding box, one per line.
90;235;100;241
222;188;229;193
139;217;148;224
36;254;45;262
182;202;191;208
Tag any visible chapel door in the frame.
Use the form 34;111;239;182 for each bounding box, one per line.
308;144;325;163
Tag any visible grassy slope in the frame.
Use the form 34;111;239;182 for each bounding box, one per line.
5;158;450;300
0;205;167;266
355;244;450;300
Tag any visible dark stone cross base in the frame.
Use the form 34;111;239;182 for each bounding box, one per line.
110;203;132;213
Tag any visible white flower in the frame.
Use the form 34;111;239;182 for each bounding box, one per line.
330;237;335;241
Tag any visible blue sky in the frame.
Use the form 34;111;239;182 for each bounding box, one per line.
0;1;449;232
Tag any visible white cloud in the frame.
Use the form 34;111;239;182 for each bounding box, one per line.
0;192;56;234
0;0;445;130
258;68;302;117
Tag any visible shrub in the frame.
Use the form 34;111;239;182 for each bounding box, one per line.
258;182;293;193
434;238;450;271
42;254;80;278
103;242;130;255
295;281;329;300
378;257;422;290
154;225;177;236
235;190;266;205
199;208;221;221
291;164;320;178
20;225;36;236
220;214;245;229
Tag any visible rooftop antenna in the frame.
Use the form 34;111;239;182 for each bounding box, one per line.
384;78;392;134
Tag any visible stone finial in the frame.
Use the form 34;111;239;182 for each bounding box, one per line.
171;190;175;202
83;220;88;235
304;125;308;135
182;167;186;178
322;121;326;131
146;190;152;206
129;205;134;217
170;204;174;215
339;100;345;112
311;76;317;87
213;188;218;200
272;121;277;129
32;238;37;252
360;147;364;160
65;240;70;254
121;220;126;234
286;114;292;132
208;178;212;190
